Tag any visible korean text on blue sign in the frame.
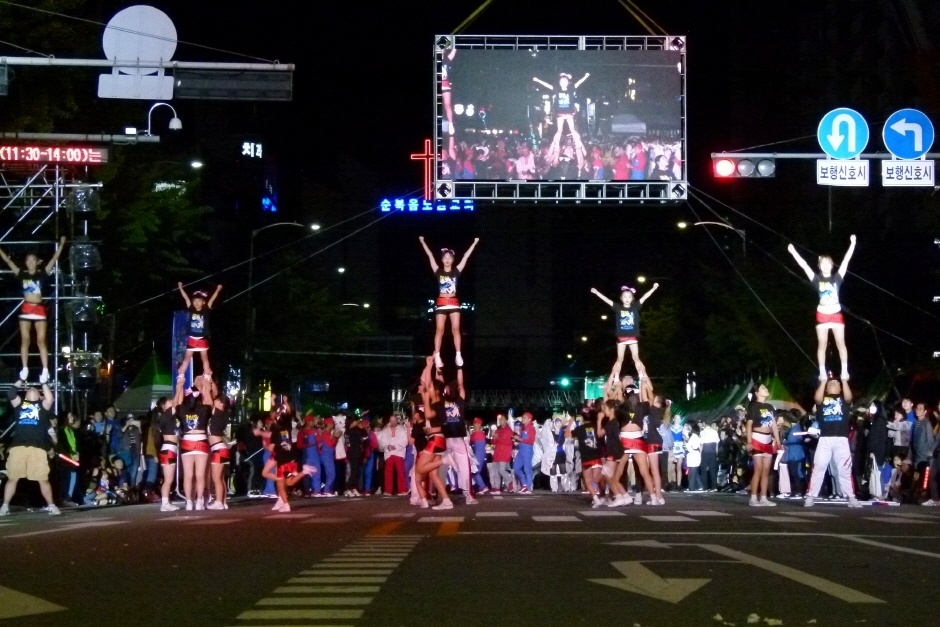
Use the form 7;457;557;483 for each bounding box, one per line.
380;198;474;213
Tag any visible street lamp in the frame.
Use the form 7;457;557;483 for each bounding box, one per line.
677;221;688;229
146;102;182;136
637;275;647;284
190;160;203;169
337;267;346;274
683;221;746;255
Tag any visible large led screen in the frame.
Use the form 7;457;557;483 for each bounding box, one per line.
437;48;683;183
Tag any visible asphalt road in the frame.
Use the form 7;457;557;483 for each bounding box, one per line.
2;492;939;627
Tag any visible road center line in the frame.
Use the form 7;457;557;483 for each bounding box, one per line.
835;534;940;559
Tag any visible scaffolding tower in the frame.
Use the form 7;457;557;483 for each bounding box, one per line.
0;163;103;413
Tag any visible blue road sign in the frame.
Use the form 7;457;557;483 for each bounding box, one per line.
883;109;935;160
817;108;869;160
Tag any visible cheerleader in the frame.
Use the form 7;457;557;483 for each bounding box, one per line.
155;380;182;512
442;46;457;160
414;357;452;509
641;379;666;505
745;383;781;507
0;236;67;383
533;72;590;169
176;375;212;511
177;283;222;377
591;283;659;381
614;395;656;506
419;236;480;368
207;381;231;510
787;235;856;381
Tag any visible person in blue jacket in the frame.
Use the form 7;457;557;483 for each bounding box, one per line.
783;414;807;497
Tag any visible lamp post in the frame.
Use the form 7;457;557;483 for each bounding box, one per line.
245;222;313;409
680;220;746;255
145;102;182;136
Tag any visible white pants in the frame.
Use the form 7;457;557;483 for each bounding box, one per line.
443;437;471;493
807;436;855;498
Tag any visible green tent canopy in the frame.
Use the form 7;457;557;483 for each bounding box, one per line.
113;352;174;413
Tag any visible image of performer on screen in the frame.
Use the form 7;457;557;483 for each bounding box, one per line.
442;47;457;160
532;72;590;170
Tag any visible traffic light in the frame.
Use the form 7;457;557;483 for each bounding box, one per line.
559;378;571;388
713;157;775;178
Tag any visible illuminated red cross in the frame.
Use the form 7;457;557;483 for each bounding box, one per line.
410;139;434;201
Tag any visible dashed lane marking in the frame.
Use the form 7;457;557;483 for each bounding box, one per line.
475;512;519;517
417;516;464;523
579;511;626;517
371;513;415;518
863;517;931;524
3;520;127;538
300;518;351;524
264;513;316;520
290;577;388;584
641;516;697;522
532;516;581;522
752;516;818;523
676;510;731;517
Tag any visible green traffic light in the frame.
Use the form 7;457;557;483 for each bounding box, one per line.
560;378;571;387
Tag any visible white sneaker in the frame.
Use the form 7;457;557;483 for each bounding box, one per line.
847;498;862;508
455;352;464;367
922;499;939;507
654;496;666;506
759;497;776;507
160;501;179;512
279;503;291;513
591;496;603;509
466;496;478;505
434;353;444;369
749;498;760;507
272;498;285;511
634;493;643;505
18;367;28;381
410;497;420;506
0;504;9;516
432;499;454;510
185;500;194;511
47;504;61;516
804;496;815;507
39;368;50;384
207;501;225;510
419;498;429;509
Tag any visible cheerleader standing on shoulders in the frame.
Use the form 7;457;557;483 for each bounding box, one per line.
419;236;480;368
591;283;659;381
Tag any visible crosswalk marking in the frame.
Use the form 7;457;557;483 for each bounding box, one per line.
318;561;403;566
532;516;581;522
264;513;316;520
578;511;625;517
300;518;350;524
475;512;519;517
752;515;818;523
789;512;837;518
372;513;414;518
237;609;363;620
256;597;373;606
289;576;388;584
676;510;731;517
185;519;240;525
642;515;697;522
274;586;380;594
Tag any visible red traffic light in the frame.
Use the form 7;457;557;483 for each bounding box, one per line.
714;159;736;177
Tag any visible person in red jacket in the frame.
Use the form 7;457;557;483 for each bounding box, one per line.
317;417;339;497
513;412;537;493
491;414;514;494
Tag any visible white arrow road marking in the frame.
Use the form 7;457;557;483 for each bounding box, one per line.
828;113;857;152
889;118;923;151
589;561;711;604
694;544;884;604
0;585;66;620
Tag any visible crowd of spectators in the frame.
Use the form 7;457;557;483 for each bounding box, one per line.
441;133;683;182
3;389;937;511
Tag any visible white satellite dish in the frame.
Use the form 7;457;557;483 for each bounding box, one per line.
98;5;177;100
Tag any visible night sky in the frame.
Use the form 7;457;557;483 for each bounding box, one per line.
6;1;940;404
